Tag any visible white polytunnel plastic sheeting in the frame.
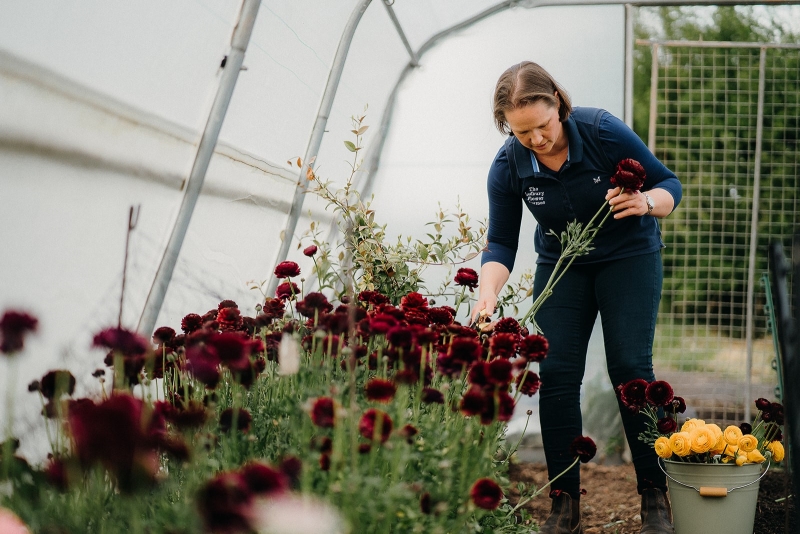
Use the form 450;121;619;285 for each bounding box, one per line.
0;0;625;452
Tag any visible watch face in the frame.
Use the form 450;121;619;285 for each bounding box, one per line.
646;194;655;212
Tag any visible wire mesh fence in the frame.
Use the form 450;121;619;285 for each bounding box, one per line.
639;40;799;425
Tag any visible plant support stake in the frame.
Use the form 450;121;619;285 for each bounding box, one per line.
137;0;262;337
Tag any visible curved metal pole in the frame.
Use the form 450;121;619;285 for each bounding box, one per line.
267;0;373;297
137;0;262;336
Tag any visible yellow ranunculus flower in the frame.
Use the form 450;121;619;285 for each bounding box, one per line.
723;425;743;446
669;432;693;457
680;418;705;433
738;434;758;453
766;441;785;462
747;449;766;464
689;425;716;454
707;424;725;454
654;437;672;459
735;453;747;466
721;455;734;463
723;444;739;457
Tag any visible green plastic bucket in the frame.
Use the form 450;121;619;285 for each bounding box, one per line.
661;459;768;534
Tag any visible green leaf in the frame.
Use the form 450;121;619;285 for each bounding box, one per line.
344;140;357;152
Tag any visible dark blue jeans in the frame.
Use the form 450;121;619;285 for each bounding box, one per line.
533;251;667;497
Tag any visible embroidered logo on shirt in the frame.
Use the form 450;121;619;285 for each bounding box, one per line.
593;176;601;184
524;186;545;206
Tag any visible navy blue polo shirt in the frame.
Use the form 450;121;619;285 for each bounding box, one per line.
482;107;682;270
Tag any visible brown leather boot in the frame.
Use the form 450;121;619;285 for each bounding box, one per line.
539;492;584;534
639;488;674;533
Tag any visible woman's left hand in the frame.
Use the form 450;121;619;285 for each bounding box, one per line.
605;187;648;219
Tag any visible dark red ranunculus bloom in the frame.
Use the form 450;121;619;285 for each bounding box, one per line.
487;358;513;386
755;398;772;411
240;462;288;496
387;326;414;349
217;307;243;332
489;332;518;359
303;244;318;257
519;335;548;362
274;261;301;279
359;408;393;443
645;380;674;407
770;402;784;425
739;422;752;435
261;298;286;320
39;370;76;399
610;158;646;192
358;290;390;307
0;310;38;354
161;400;209;430
421;387;444;404
218;300;238;310
185;344;221;388
93;327;150;358
460;386;487;417
152;326;176;345
656;416;677;434
181;313;204;334
319;453;331;471
428;307;454;326
279;455;302;485
197;471;253;534
618;379;649;413
470;478;503;510
420;492;432;514
449;337;482;364
516;371;541;397
311;397;336;428
44;457;69;491
398;423;419;443
310;436;333;454
670;396;687;414
453;268;479;290
206;332;250;372
275;282;300;301
492;390;516;424
296;292;334;318
493;317;521;336
219;408;252;434
415;327;439;346
400;292;428;310
365;378;396;403
404;308;430;326
368;313;399;335
569;436;597;463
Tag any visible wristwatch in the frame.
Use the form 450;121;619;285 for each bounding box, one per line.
643;192;655;215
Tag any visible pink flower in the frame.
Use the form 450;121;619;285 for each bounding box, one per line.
358;408;393;443
453;268;479;290
470;478;503;510
610;158;646;192
274;261;301;278
0;310;38;354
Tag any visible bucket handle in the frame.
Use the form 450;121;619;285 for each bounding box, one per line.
658;458;770;498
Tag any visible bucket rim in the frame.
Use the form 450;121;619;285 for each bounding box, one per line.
659;458;769;496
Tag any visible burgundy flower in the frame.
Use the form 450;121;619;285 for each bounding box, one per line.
420;492;432;514
218;300;238;310
217;307;243;332
358;291;390;307
755;398;772;411
310;397;336;428
261;298;286;320
516;371;541;397
610;158;646;192
185;344;221;388
470;478;503;510
279;455;302;485
400;292;428;310
645;380;674;407
453;268;479;290
274;261;301;278
0;310;38;354
493;317;521;336
275;282;300;301
197;471;253;533
770;402;784;425
428;307;454;326
367;313;399;335
358;408;393;443
387;326;414;349
618;379;649;413
491;391;516;424
92;327;149;358
739;422;752;435
670;396;687;414
206;332;250;372
181;313;204;334
152;326;176;345
319;453;331;471
303;245;318;257
160;400;209;430
219;408;252;433
365;378;396;403
489;332;518;359
519;335;548;362
398;424;419;444
449;337;482;364
421;387;444;404
569;436;597;463
460;386;487;417
487;358;513;386
656;416;677;434
240;462;288;496
39;370;76;399
44;457;69;491
296;292;334;318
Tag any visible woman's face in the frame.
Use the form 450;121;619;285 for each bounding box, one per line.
504;100;564;156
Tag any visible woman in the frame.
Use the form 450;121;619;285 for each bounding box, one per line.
472;62;681;534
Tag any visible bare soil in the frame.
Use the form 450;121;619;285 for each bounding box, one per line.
508;461;796;533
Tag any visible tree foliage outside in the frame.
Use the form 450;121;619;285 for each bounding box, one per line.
633;6;799;338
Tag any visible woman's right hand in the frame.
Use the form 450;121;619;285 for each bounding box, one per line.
471;293;498;325
470;261;510;325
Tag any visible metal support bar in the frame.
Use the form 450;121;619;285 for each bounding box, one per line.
744;46;767;422
382;0;419;67
267;0;373;298
647;42;659;153
137;0;262;336
624;4;634;128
